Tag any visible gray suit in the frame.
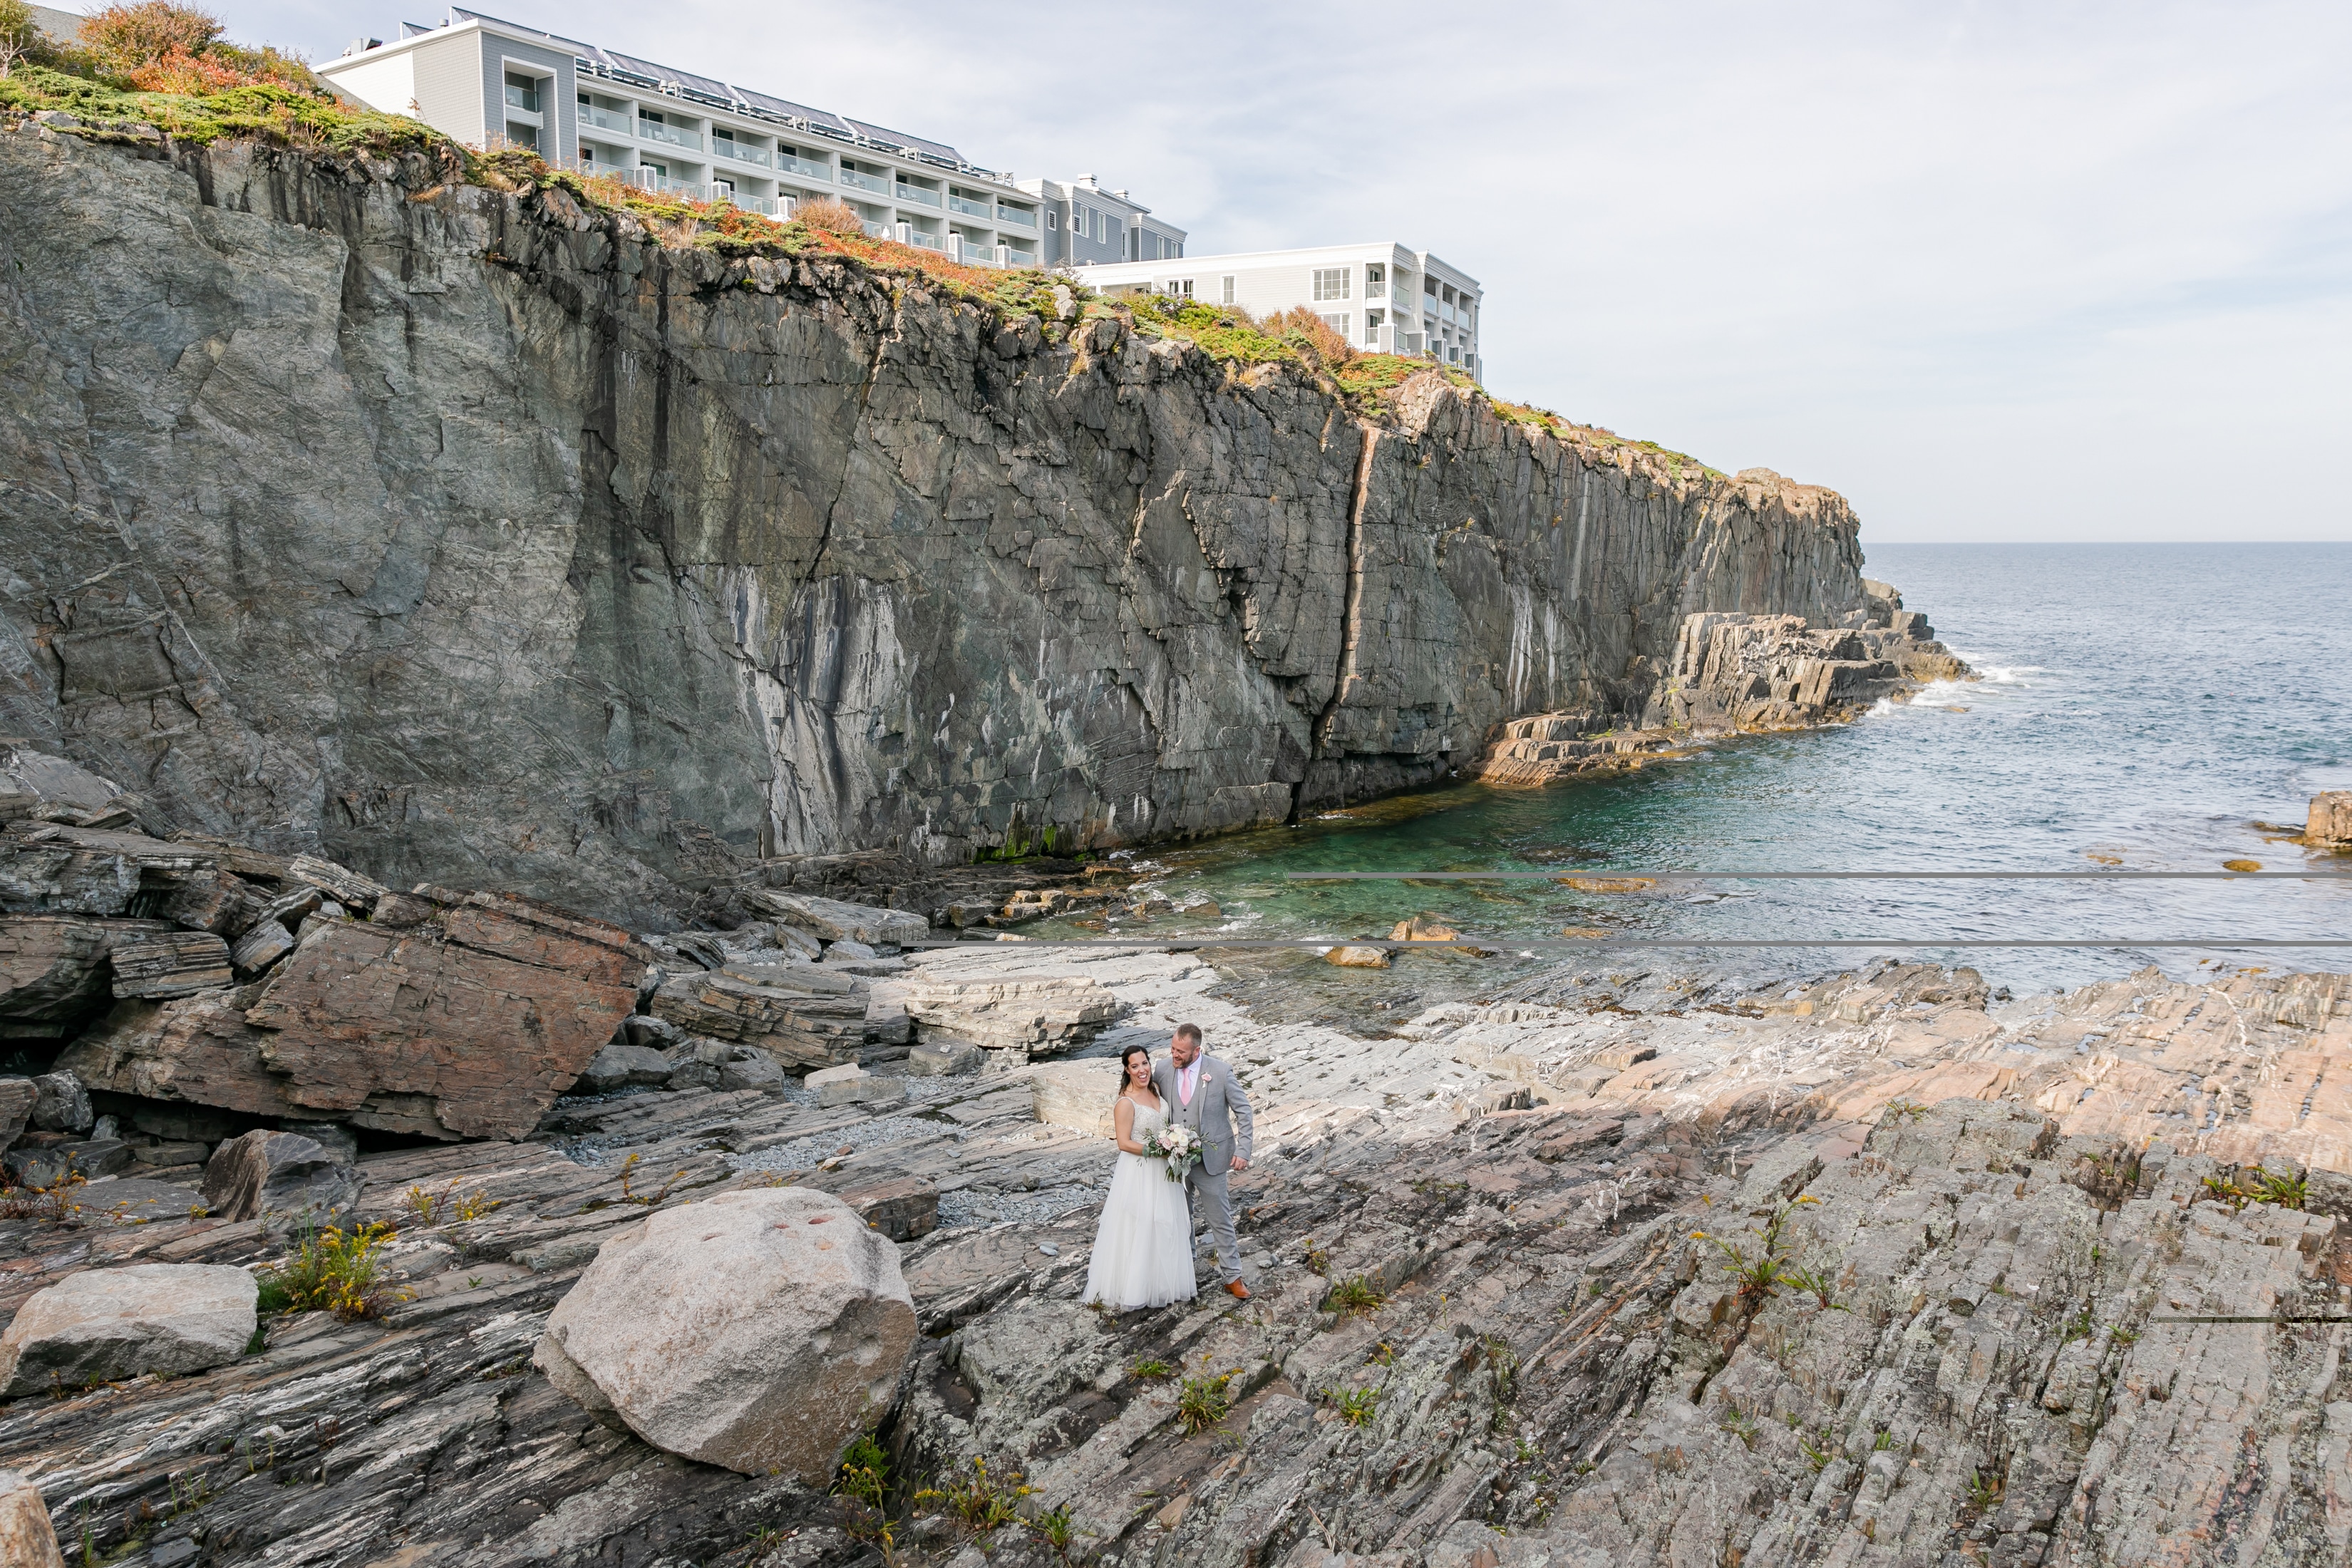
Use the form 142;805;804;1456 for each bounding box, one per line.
1153;1051;1254;1284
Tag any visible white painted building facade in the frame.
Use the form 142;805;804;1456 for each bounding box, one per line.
317;9;1192;269
1073;243;1482;373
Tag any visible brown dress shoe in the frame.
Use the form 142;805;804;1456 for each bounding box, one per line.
1225;1279;1251;1300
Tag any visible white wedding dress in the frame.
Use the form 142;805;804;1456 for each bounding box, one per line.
1083;1095;1197;1311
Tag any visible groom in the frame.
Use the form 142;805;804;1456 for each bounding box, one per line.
1153;1022;1255;1299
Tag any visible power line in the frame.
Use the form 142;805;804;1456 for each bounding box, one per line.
1284;870;2352;882
913;937;2352;951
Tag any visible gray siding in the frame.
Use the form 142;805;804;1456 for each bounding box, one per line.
410;33;485;147
478;34;574;157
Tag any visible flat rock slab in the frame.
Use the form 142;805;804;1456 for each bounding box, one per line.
902;975;1122;1057
534;1187;914;1480
649;971;862;1069
108;929;233;999
0;1262;255;1396
743;892;926;949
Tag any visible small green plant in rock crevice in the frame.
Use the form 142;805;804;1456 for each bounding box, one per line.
1333;1386;1378;1428
256;1219;406;1319
834;1431;896;1553
1176;1371;1236;1435
1719;1405;1760;1450
1691;1195;1825;1316
1034;1502;1077;1557
1784;1264;1847;1312
1325;1274;1386;1316
619;1152;687;1207
915;1457;1031;1535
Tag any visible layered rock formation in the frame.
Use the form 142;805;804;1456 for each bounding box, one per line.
1481;582;1968;785
9;945;2352;1567
4;124;1899;928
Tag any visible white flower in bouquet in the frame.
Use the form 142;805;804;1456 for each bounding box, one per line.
1144;1123;1200;1181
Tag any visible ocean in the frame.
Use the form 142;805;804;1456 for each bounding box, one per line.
1036;542;2352;1024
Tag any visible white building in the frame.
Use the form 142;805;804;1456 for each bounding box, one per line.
1073;244;1482;373
318;9;1186;269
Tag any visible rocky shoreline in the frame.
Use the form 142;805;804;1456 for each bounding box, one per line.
1479;581;1968;786
8;811;2352;1565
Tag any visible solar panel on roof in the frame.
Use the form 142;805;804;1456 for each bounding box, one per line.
733;88;851;131
600;50;732;99
843;118;961;162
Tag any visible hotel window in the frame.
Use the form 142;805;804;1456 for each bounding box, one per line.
1312;267;1348;301
1322;313;1349;338
1220;276;1235;304
1046;210;1058;228
1365;263;1385;290
1366;309;1383;342
1162;279;1192;298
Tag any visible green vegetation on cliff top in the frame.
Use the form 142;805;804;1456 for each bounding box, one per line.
0;2;1725;474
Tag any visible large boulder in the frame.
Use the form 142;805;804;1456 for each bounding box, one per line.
533;1187;915;1480
62;893;649;1140
0;1262;257;1396
200;1130;363;1222
0;1470;64;1568
2311;793;2352;848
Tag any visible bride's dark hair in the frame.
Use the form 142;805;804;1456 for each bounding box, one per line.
1113;1043;1152;1102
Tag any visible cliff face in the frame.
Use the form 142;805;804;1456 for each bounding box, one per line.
0;127;1874;926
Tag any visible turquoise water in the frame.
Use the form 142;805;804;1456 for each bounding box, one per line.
1041;543;2352;1019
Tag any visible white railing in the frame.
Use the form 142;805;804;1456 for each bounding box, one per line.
862;220;891;237
713;140;770;167
894;185;942;208
776;152;831;180
838;167;887;193
947;192;990;219
638;119;701;150
994;207;1036;229
1003;247;1034;268
504;83;539;112
580;104;631;134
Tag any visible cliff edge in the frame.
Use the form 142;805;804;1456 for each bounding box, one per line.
3;125;1895;926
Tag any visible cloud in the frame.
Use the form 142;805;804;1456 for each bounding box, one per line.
239;0;2352;540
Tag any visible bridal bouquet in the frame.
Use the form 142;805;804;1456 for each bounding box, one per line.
1142;1123;1200;1182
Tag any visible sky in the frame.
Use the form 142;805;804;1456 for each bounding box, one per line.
219;0;2351;544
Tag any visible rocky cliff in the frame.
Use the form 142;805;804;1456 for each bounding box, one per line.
2;124;1886;927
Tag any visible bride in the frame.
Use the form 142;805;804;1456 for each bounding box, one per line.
1083;1044;1197;1311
